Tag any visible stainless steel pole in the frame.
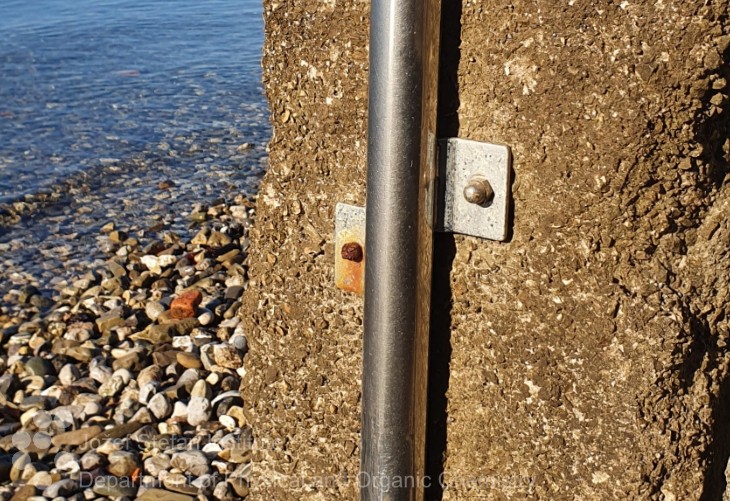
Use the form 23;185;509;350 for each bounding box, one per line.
361;0;441;498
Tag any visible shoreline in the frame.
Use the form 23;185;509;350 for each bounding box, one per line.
0;142;267;315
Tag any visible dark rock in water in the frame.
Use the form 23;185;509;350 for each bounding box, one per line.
29;294;52;309
108;230;128;243
18;285;41;304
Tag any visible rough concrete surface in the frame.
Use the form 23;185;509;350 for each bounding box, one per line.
241;0;369;499
242;0;730;499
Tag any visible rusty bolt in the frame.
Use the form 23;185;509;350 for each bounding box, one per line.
341;242;363;263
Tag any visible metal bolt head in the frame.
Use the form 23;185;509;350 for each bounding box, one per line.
463;177;494;206
341;242;364;262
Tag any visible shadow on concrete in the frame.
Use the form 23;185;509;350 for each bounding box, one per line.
697;42;730;501
424;1;462;499
694;45;730;191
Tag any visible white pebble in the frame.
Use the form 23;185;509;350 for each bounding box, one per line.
187;397;211;426
148;393;172;420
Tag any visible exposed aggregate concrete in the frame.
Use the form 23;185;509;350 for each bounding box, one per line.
243;0;729;499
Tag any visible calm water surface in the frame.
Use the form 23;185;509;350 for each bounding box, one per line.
0;0;269;203
0;0;269;304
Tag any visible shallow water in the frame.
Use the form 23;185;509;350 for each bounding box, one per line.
0;0;270;308
0;0;268;202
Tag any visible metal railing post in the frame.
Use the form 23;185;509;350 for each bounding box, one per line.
361;0;441;498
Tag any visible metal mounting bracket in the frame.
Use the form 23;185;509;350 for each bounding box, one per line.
335;138;511;292
436;137;512;241
335;202;366;295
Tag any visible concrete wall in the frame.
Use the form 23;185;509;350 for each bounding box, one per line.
242;0;730;499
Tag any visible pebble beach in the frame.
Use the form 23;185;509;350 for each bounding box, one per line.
0;0;269;499
1;198;258;500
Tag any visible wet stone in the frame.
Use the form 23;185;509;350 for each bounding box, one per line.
18;286;41;304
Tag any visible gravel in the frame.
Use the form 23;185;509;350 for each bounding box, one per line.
0;199;256;499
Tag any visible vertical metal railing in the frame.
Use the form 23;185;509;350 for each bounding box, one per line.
361;0;441;498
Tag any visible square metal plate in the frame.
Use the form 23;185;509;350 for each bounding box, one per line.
437;138;511;241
